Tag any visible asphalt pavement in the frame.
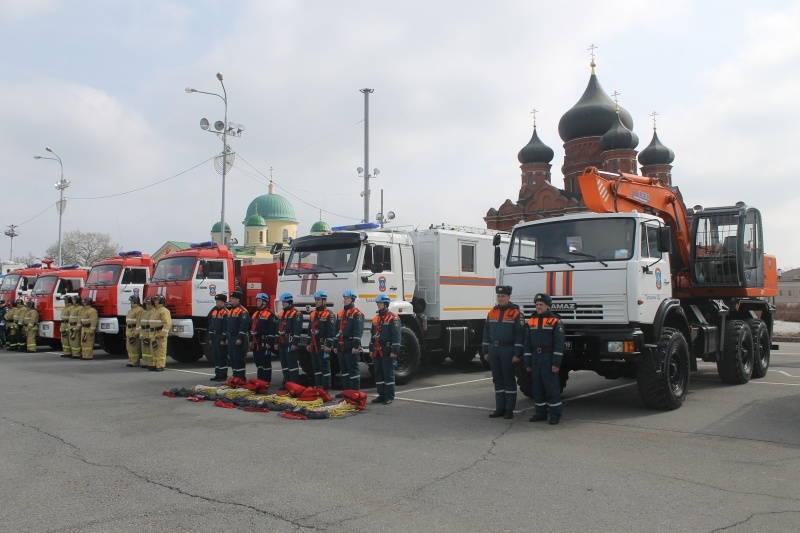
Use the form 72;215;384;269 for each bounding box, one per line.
1;344;799;532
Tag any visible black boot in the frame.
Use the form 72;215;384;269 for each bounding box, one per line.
488;409;506;418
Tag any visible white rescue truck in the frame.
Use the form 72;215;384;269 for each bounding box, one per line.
275;223;503;384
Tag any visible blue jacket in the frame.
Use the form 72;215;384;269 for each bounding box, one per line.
482;304;525;357
523;311;565;368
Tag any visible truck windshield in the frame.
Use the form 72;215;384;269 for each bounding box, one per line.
32;276;57;295
508;218;636;266
284;243;361;275
86;264;122;286
152;257;196;282
0;274;20;291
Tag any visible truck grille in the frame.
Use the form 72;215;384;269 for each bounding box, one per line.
519;296;626;322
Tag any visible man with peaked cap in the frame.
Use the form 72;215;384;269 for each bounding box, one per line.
524;292;566;425
482;285;525;420
225;290;250;380
207;293;229;381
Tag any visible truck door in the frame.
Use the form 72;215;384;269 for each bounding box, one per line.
637;221;671;320
119;267;148;314
362;243;400;301
400;243;415;302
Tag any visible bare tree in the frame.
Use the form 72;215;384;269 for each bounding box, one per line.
12;252;41;265
45;230;120;266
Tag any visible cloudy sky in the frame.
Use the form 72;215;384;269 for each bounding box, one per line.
2;0;799;269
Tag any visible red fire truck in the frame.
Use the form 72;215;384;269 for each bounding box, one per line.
79;251;155;354
143;242;278;363
30;265;88;349
0;261;57;305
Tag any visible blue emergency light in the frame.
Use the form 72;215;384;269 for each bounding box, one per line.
119;250;142;257
331;222;380;232
60;264;80;270
27;263;42;268
190;241;218;249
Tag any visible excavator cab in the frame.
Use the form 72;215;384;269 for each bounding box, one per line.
690;203;764;289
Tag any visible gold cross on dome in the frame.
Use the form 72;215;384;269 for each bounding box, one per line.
650;111;659;130
530;108;538;128
588;43;597;62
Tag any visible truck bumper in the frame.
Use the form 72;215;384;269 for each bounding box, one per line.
566;327;645;362
38;321;56;339
170;319;194;338
98;318;119;335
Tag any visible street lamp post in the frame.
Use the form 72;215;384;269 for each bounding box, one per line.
4;224;19;262
34;147;70;266
186;73;245;246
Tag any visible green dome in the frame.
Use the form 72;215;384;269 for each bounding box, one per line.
245;213;267;227
246;192;297;223
311;220;331;233
211;221;232;233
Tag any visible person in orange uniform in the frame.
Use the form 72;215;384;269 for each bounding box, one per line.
250;292;277;385
225;291;250;380
524;293;566;425
369;294;401;405
309;290;335;390
482;286;525;420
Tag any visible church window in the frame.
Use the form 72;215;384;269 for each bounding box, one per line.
282;228;289;242
527;174;533;186
259;230;264;243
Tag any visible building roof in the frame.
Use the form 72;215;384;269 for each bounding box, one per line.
518;127;554;164
638;130;675;166
246;192;298;224
211;222;232;233
599;114;639;151
310;220;331;233
558;70;633;142
245;212;267;227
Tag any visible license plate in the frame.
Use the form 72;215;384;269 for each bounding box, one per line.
565;340;572;350
100;323;112;330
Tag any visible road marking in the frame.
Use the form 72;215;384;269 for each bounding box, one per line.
394;397;494;411
397;377;493;394
563;382;637;402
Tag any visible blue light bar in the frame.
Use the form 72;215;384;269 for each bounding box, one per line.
331;223;380;231
190;241;218;249
119;250;142;257
60;264;80;270
27;263;42;268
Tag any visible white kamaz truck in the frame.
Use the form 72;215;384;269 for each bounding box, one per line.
275;223;502;384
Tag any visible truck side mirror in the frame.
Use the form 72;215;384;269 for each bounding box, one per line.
657;227;673;253
270;242;283;254
494;247;501;268
370;263;384;274
492;234;502;247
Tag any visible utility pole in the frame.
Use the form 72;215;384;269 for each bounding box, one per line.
360;88;374;224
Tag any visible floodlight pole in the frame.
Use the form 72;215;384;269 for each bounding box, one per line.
361;88;373;224
4;224;19;262
34;148;69;266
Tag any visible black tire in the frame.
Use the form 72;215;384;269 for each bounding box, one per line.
717;320;754;384
98;332;126;355
395;327;420;385
169;337;203;363
748;319;770;379
637;327;690;410
514;360;532;398
48;340;63;350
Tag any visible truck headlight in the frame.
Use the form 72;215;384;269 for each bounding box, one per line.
607;341;624;353
172;325;185;333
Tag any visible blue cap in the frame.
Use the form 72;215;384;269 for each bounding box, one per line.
279;292;294;303
342;290;357;300
256;292;269;302
375;294;391;304
313;290;327;300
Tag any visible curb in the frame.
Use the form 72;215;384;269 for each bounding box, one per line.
773;336;800;343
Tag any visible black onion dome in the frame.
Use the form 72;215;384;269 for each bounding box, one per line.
558;73;633;142
638;131;675;166
599;115;639;151
518;128;555;164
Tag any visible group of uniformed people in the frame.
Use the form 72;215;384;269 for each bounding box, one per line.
122;294;172;371
58;296;99;360
482;286;565;424
3;299;40;352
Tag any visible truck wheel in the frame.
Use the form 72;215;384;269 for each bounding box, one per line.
717;320;754;384
748;319;770;379
98;333;126;356
395;327;420;385
514;360;533;398
637;327;689;410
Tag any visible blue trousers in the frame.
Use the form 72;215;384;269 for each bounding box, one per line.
532;355;562;419
228;337;247;379
373;355;396;401
489;349;517;412
253;344;272;382
338;349;360;390
210;335;228;378
279;346;299;385
310;349;331;389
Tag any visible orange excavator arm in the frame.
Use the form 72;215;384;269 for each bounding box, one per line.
577;166;693;270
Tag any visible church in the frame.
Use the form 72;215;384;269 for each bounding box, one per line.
485;55;676;231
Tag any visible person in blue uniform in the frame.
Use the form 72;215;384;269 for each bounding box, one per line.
524;293;566;424
482;285;525;420
250;292;277;385
207;294;229;381
336;290;365;395
225;290;250;380
309;290;336;390
277;292;303;387
369;294;401;405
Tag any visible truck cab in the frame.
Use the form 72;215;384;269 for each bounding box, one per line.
81;251;154;354
30;266;88;347
0;263;56;304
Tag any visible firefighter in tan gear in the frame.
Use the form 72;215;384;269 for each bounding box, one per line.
149;294;171;371
69;297;84;358
125;295;144;367
22;300;39;353
60;296;75;357
139;297;154;370
5;300;20;351
79;298;98;360
8;300;25;351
